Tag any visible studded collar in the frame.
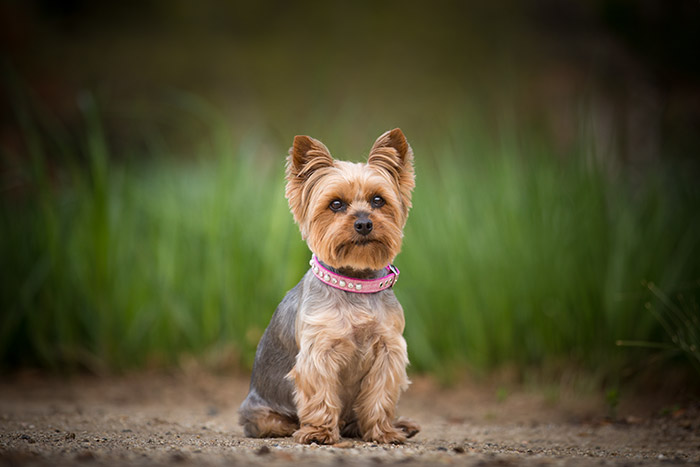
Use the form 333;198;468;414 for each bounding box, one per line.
309;255;399;294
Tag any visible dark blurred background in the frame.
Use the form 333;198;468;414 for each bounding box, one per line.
2;0;699;163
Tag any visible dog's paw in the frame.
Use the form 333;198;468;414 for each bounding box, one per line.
340;419;361;439
394;416;420;438
362;426;407;444
293;425;340;445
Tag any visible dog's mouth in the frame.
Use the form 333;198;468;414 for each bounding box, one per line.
334;237;382;256
328;236;393;270
353;238;378;246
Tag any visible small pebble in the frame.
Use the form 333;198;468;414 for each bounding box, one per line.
256;445;271;455
333;441;353;448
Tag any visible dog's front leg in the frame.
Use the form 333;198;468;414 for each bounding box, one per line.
354;329;410;444
288;319;354;445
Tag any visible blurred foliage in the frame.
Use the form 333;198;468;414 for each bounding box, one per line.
1;82;698;385
1;1;699;385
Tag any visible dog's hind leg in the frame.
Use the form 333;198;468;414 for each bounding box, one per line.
340;418;362;438
239;405;298;438
239;389;298;438
394;416;420;439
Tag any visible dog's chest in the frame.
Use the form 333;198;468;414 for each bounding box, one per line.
299;272;403;355
333;293;389;343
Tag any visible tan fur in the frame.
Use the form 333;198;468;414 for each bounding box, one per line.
243;407;298;438
286;273;410;444
242;129;419;444
286;130;414;270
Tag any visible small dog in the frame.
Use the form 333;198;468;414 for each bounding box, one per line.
239;128;420;444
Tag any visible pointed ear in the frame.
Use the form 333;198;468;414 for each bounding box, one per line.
368;128;415;216
285;135;334;235
369;128;411;163
286;135;334;181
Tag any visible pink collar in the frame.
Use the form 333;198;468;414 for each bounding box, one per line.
309;255;400;294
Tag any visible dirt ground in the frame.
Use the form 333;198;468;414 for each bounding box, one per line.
0;369;698;466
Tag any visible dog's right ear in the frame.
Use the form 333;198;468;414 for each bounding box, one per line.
287;135;334;181
286;135;334;236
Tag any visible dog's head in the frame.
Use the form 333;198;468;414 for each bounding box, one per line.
285;129;415;271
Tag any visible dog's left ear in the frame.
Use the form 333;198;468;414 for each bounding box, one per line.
368;128;415;216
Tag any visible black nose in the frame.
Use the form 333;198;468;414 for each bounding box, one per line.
354;218;373;236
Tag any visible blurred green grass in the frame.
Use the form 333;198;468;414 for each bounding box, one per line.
1;92;699;385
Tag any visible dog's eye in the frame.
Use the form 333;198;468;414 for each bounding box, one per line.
329;199;346;212
370;195;385;209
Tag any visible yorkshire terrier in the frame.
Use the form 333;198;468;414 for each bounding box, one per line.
239;128;419;444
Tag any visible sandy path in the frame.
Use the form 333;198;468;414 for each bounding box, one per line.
0;370;697;466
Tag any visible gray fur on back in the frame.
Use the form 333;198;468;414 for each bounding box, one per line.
239;279;303;423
